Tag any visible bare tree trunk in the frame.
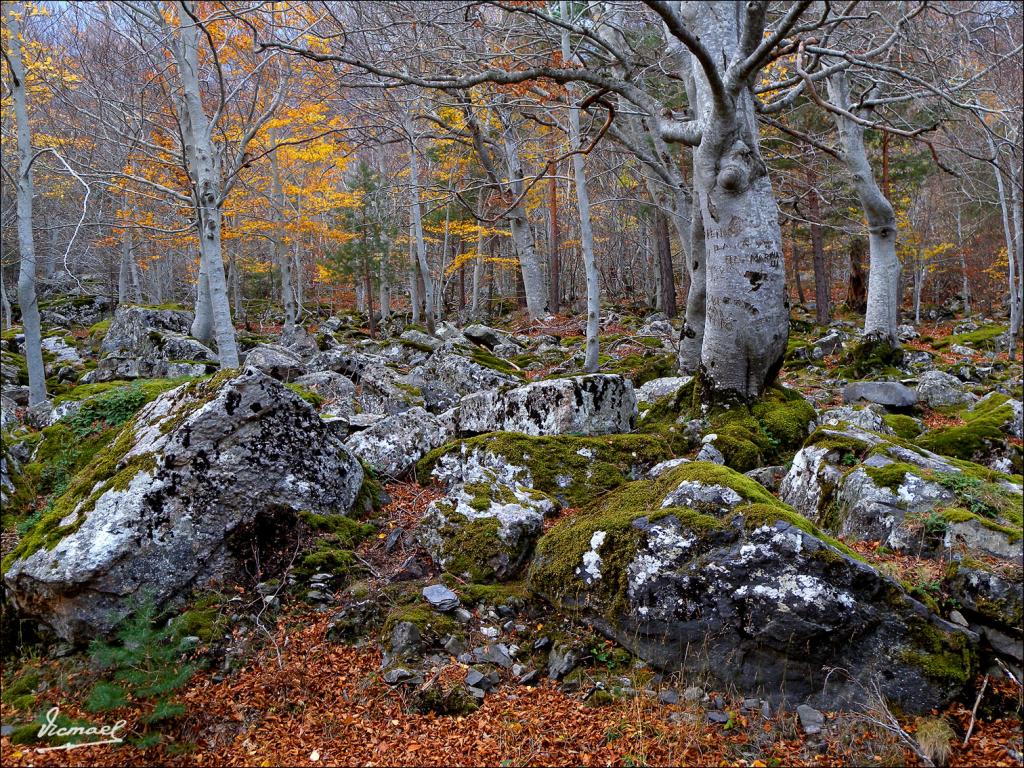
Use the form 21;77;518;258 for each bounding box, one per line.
6;5;47;405
791;220;806;305
827;72;899;345
471;229;484;317
686;5;788;400
955;203;970;316
560;1;599;371
408;219;420;324
407;124;435;332
362;241;376;338
498;116;547;320
378;235;391;320
548;165;560;313
806;168;829;324
118;223;133;306
172;11;238;365
1;273;13;329
270;138;296;331
1007;157;1023;355
654;210;678;317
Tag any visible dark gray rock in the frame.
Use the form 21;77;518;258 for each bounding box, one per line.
390;621;422;658
518;669;541;686
383;667;416;685
463;324;506;349
422;584;460;612
4;369;364;643
744;465;787;493
842;381;917;408
474;644;513;669
533;467;978;713
547;644;582;680
92;306;216;382
243;343;305;381
797;704;824;735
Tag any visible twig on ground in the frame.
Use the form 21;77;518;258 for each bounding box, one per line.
962;674;989;747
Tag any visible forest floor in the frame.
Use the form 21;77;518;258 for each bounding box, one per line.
2;305;1023;767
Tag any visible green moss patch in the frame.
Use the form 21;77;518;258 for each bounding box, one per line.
529;461;855;621
469;348;523;379
883;414;924;439
898;616;975;688
3;424;155;572
418;432;673;508
603;352;676;386
933;324;1008;351
836;338;905;379
916;399;1017;468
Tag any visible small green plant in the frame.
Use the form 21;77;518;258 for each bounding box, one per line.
920;510;949;537
934;472;999;519
87;598;198;746
66;384;147;437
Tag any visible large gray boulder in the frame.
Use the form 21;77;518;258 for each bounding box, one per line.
530;462;977;712
293;371;356;420
781;425;1022;558
637;376;692;403
842;381;917;409
916;370;974;408
421;350;519;397
419;461;556;582
243;343;305;381
463;323;507;349
3;368;364;643
457;374;636;436
308;347;422;415
344;406;452;477
93;306;216;382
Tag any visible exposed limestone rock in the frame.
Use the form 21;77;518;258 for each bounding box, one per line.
529;462;977;712
243;343;306;381
3;368;364;643
421;350;520;398
345;406;451;477
92;306;216;382
457;374;636;436
916;370;975;408
637;376;693;403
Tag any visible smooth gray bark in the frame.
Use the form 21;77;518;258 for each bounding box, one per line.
826;71;899;344
686;3;788;399
270;139;296;331
407;127;435;332
561;0;600;372
6;4;47;405
497;113;548;320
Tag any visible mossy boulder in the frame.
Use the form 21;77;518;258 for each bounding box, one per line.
419;473;557;583
782;424;1022;558
3;368;365;643
639;380;815;472
528;461;975;712
916;393;1023;472
417;431;673;508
